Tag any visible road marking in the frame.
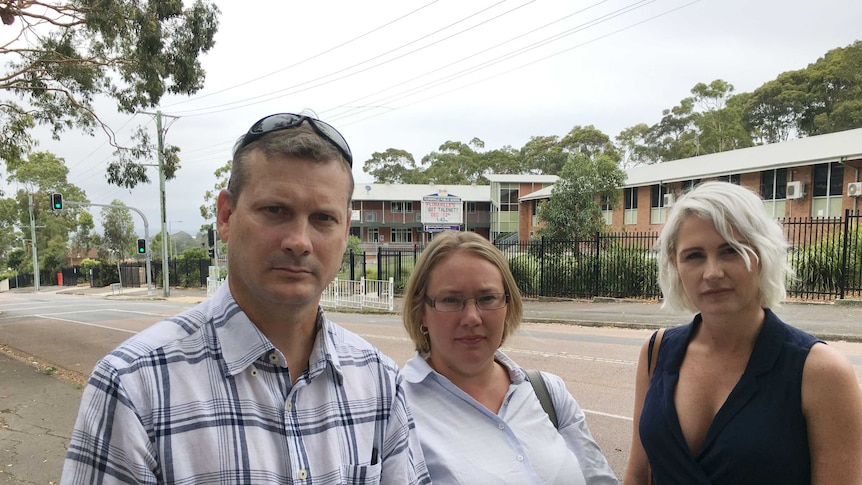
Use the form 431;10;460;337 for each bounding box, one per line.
358;332;637;421
35;315;138;334
503;347;636;366
584;409;633;421
357;334;638;366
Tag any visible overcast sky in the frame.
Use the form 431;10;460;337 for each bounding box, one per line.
6;0;862;238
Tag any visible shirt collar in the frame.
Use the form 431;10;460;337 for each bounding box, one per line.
214;283;341;381
402;349;525;384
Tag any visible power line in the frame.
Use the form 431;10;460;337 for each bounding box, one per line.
159;0;443;109
167;0;523;117
335;0;706;128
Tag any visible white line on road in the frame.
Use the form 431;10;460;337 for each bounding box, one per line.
584;409;633;421
358;333;636;421
35;315;138;334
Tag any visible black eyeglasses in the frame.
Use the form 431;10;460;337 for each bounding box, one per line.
425;293;509;312
234;113;353;167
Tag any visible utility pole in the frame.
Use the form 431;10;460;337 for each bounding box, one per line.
28;193;40;291
156;111;169;297
141;110;179;297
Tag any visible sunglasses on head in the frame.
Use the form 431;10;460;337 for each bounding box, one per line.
234;113;353;167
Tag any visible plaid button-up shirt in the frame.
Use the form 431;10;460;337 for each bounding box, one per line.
62;282;429;484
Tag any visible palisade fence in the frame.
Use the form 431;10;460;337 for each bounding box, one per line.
784;210;862;300
7;258;212;290
7;212;861;302
336;211;862;302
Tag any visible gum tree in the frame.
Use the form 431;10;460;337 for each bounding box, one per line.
0;1;220;188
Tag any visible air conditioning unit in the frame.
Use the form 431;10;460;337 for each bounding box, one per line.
848;182;862;197
786;181;804;200
663;193;675;207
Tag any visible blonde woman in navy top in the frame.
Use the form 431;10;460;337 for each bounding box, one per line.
623;181;862;484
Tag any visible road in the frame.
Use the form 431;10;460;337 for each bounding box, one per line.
1;291;861;482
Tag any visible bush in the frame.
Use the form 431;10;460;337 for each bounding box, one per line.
508;254;539;295
365;267;378;280
790;229;862;295
595;249;658;298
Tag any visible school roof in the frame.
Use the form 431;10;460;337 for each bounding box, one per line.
624;127;862;187
485;174;560;184
519;185;554;202
352;183;490;202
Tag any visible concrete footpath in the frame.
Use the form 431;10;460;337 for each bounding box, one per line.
0;286;860;483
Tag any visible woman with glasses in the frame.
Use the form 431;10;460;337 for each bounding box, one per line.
401;231;618;484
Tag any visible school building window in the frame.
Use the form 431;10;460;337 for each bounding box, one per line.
718;174;740;185
391;201;413;213
391;228;413;243
624;187;638;225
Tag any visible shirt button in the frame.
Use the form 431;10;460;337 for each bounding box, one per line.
250;368;258;377
269;353;279;363
497;423;505;430
286;402;292;411
298;469;308;480
517;455;524;462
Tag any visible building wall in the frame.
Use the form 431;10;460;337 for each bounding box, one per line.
607;158;862;232
351;199;492;247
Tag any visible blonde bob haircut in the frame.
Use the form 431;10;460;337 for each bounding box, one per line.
658;181;792;313
402;231;524;354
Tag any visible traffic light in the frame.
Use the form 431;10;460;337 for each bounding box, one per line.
51;193;63;210
207;228;216;247
137;238;147;254
208;247;215;259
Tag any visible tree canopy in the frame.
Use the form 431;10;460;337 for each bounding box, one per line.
100;200;136;261
537;153;626;240
2;151;88;273
0;0;220;187
358;40;862;179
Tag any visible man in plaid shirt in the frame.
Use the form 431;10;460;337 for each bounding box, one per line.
62;113;430;485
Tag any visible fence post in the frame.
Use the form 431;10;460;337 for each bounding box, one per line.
388;277;394;312
840;208;850;300
539;236;546;298
593;232;601;298
360;277;365;308
349;250;355;281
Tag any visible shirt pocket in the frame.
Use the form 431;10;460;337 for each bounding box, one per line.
339;463;382;485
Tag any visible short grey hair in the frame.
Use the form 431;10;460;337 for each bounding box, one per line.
658;181;791;312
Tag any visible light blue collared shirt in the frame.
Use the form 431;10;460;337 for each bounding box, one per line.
403;350;619;484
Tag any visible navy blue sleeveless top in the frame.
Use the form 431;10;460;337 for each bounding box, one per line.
639;309;820;485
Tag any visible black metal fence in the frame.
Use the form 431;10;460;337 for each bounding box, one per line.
498;232;661;300
784;210;861;300
336;211;862;301
9;258;212;290
9;211;862;301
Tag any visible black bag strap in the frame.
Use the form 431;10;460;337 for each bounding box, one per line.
525;369;559;429
647;327;666;379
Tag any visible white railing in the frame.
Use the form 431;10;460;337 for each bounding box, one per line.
320;277;395;312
